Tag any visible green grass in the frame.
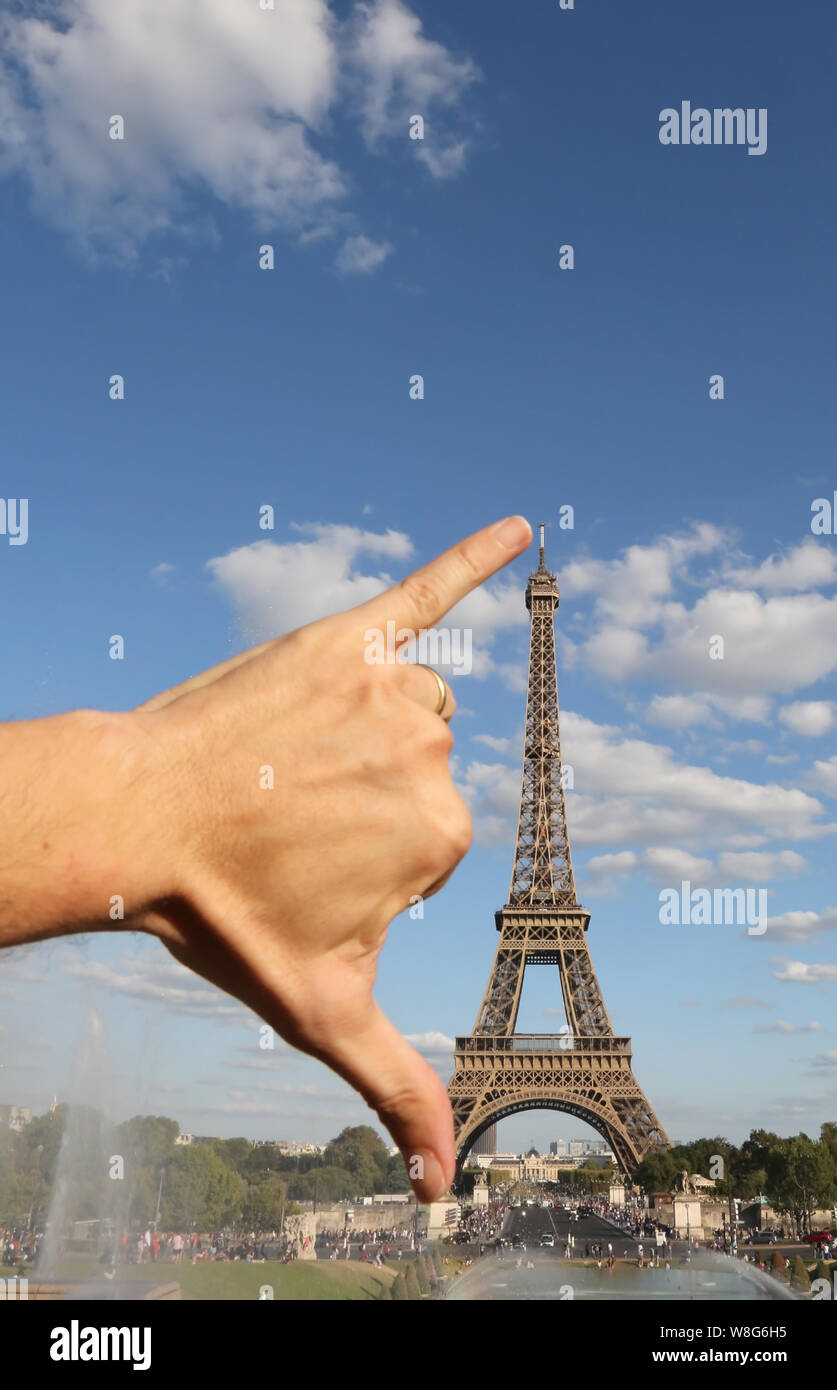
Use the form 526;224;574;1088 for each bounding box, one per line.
34;1257;396;1302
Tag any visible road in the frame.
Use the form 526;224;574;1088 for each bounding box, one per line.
503;1204;667;1260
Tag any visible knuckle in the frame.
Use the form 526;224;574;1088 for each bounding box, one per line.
416;795;472;874
445;799;473;859
434;720;455;754
398;572;440;622
454;540;482;582
373;1085;425;1128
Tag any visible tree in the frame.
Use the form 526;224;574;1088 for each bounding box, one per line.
415;1254;430;1295
112;1115;180;1226
385;1154;411;1193
20;1108;67;1187
242;1145;286;1178
404;1261;420;1300
161;1146;244;1230
458;1169;479;1198
114;1116;179;1173
432;1245;444;1277
766;1136;835;1237
820;1123;837;1168
770;1249;787;1282
323;1127;389;1195
739;1130;784;1197
791;1256;810;1294
286;1166;356;1203
392;1271;408;1301
210;1138;252;1175
634;1148;678;1193
242;1174;287;1230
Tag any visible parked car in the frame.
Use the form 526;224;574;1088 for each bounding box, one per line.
748;1230;777;1245
540;1233;555;1248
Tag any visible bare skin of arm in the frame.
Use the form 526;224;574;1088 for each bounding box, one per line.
0;516;532;1199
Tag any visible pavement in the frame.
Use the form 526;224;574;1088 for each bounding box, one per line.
501;1203;664;1260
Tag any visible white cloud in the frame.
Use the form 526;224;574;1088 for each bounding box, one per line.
722;539;837;593
807;1052;837;1069
335;234;392;274
150;561;175;583
348;0;478;147
0;0;476;259
416;139;468;179
586;845;803;889
809;755;837;796
717;850;805;881
460;712;835;863
471;733;515;754
647;694;714;728
763;907;837;943
642;847;714;882
772;961;837;984
207;524;412;639
562;527;837;700
403;1030;455;1058
779;701;834;737
560;524;726;629
586;851;638;876
208;523;527;668
754;1019;825;1034
63;949;247;1022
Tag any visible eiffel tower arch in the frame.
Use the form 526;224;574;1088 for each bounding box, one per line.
448;527;670;1179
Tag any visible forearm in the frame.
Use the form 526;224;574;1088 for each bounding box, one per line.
0;709;163;946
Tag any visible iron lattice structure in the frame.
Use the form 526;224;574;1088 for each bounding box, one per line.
448;529;670;1177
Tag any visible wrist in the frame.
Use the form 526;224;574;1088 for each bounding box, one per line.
73;708;182;933
0;708;179;945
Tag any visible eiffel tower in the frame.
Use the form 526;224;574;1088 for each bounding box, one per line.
448;526;669;1177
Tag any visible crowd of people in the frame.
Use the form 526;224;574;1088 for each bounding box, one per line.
446;1201;506;1254
114;1226;278;1265
1;1226;40;1272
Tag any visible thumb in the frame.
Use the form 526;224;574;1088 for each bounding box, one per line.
323;1002;456;1203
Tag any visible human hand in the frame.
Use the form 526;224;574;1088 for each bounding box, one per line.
121;518;532;1197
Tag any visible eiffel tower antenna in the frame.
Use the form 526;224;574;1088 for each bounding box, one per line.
447;526;669;1176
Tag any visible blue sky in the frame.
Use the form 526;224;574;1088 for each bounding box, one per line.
1;0;836;1157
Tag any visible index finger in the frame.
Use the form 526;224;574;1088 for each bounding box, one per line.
347;515;532;636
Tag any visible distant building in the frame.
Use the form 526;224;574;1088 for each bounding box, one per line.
471;1152;517;1169
249;1139;325;1155
549;1140;567;1156
0;1106;31;1132
470;1124;498;1157
174;1133;193;1146
568;1138;613;1159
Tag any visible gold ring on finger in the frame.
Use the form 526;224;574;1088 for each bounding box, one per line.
418;664;450;720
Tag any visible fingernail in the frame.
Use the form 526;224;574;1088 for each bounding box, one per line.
493;515;532;550
409;1150;446;1202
